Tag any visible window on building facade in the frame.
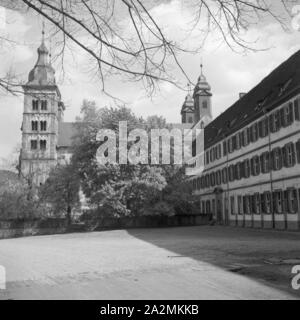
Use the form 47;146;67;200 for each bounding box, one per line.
243;159;251;178
41;100;47;110
236;132;241;150
31;120;38;131
288;188;298;213
241;128;249;147
243;195;251;214
260;152;270;174
281;103;294;127
294;98;300;121
228;165;235;182
222;167;228;184
188;116;193;123
223;141;227;157
32;100;38;111
30;140;37;150
269;111;281;133
228;137;234;154
250;123;258;142
262;191;272;213
253;193;260;214
230;196;235;215
283;142;296;168
40;121;47;131
238;195;243;215
40;140;47;150
205;174;210;188
218;144;221;159
216;170;221;185
212;199;216;214
296;139;300;164
210;148;215;162
251;156;260;176
235;162;241;180
272;147;283;171
274;190;283;214
258;117;269;138
202;100;208;109
206;151;210;165
206;201;211;214
202;201;205;214
210;172;216;187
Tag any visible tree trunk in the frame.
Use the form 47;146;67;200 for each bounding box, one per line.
66;205;72;226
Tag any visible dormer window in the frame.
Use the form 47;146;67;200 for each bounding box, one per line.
41;100;47;110
32;100;38;111
202;100;208;109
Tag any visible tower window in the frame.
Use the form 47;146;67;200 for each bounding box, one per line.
41;100;48;110
188;116;193;123
202;100;208;109
32;100;39;111
31;121;38;131
40;140;47;150
30;140;38;150
40;121;47;131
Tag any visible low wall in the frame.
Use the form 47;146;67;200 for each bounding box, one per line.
0;218;68;239
85;213;212;231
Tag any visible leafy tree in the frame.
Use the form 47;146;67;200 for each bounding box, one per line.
39;163;80;225
71;100;192;217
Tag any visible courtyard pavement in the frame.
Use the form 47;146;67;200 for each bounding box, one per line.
0;226;300;299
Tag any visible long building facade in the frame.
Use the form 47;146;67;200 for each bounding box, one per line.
185;50;300;230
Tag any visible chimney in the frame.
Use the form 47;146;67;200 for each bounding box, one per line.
239;92;246;99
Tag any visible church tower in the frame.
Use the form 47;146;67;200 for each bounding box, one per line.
193;63;212;128
20;30;65;185
181;84;195;124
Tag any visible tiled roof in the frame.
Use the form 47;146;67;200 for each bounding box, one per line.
57;122;78;148
204;49;300;149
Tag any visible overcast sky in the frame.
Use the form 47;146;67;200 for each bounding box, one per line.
0;0;300;162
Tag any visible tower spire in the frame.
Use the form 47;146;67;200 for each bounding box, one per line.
200;57;203;76
42;20;45;43
187;82;191;95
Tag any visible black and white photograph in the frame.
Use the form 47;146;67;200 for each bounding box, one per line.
0;0;300;307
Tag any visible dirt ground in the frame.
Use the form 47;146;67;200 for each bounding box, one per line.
0;226;299;299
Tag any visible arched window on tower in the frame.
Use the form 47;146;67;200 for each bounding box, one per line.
200;121;205;129
40;140;47;150
40;121;47;131
32;100;38;111
31;121;38;131
202;100;208;109
188;116;193;123
41;100;47;110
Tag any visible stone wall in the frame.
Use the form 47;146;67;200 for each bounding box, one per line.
84;213;212;231
0;218;67;239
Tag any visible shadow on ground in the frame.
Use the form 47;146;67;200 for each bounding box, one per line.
126;225;300;298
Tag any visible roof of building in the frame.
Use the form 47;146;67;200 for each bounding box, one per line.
57;122;78;148
24;38;56;87
204;49;300;149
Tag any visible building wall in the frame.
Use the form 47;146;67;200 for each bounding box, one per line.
190;93;300;230
21;89;60;185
